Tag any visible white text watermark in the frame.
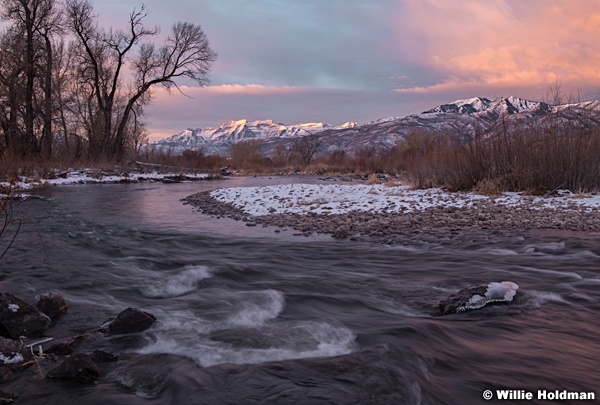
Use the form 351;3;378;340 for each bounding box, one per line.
483;389;595;401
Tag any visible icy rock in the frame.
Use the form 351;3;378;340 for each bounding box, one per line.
0;293;51;338
0;337;32;369
35;292;68;320
439;281;520;315
104;308;156;335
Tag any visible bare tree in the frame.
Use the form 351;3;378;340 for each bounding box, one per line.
0;187;21;262
230;139;266;169
0;28;26;155
272;143;291;167
291;133;322;166
1;0;62;157
66;0;216;161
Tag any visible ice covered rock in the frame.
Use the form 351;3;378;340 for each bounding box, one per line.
439;281;520;315
0;293;51;338
0;337;32;369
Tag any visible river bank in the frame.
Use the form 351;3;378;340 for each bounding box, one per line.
184;181;600;244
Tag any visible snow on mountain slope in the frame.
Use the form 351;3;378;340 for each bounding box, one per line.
148;119;358;155
146;97;600;156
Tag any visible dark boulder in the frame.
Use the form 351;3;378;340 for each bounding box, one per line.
35;292;68;320
439;281;520;315
45;353;101;383
0;293;51;338
105;308;156;335
39;335;85;356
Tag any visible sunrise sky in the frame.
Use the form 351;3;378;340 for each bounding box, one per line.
94;0;600;140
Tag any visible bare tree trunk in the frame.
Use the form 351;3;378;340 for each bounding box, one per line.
42;33;53;160
24;5;38;156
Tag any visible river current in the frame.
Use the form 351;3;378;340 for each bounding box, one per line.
1;177;599;404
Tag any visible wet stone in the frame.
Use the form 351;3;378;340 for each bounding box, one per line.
46;353;101;384
43;335;85;356
105;307;157;335
0;293;51;339
0;337;32;369
35;292;68;320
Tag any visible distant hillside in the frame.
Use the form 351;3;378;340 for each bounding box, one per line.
145;97;600;156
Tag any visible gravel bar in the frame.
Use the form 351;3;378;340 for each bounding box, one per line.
183;190;600;245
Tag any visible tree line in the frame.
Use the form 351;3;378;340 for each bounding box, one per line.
0;0;216;162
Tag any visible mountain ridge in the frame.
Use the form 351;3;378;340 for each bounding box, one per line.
146;96;600;156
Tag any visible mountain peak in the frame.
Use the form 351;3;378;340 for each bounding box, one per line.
422;96;546;116
221;119;247;128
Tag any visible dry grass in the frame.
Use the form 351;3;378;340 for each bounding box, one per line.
366;173;382;185
395;121;600;193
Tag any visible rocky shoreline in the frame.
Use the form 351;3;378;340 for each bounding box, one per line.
0;291;159;400
183;190;600;244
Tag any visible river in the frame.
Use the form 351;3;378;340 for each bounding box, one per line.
1;177;599;404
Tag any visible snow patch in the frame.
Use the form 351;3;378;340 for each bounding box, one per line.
459;281;519;312
209;183;600;217
0;352;24;364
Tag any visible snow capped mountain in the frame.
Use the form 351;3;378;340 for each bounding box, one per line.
146;96;600;157
421;96;546;117
151;128;207;150
422;97;493;114
148;119;358;155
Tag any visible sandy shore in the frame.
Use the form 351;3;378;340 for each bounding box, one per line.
183;184;600;244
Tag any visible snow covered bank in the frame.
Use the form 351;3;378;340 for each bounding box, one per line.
209;183;600;216
183;181;600;245
1;169;214;191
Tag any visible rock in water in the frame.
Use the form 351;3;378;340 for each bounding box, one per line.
0;337;32;369
46;353;101;383
35;292;68;320
105;308;156;335
42;335;85;355
0;293;51;338
439;281;520;315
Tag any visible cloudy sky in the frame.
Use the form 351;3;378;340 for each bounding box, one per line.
94;0;600;140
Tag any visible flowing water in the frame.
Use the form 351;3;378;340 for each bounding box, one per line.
1;177;599;404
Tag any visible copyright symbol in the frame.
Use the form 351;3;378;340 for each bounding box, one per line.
483;390;493;400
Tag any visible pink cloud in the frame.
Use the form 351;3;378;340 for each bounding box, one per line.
394;1;600;96
200;84;310;95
